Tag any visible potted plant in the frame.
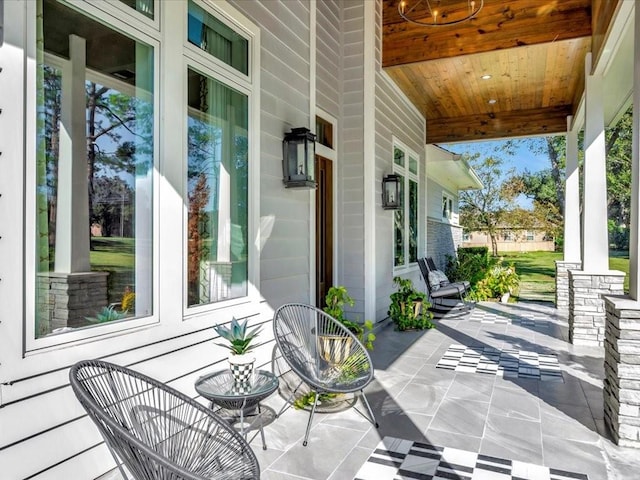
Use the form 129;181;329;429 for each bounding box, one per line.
323;286;376;350
213;317;262;384
388;276;435;331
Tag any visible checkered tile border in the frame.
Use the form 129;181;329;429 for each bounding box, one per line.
436;344;564;382
465;308;551;327
354;437;588;480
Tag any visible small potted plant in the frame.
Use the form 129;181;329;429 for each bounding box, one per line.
388;276;435;331
213;317;262;385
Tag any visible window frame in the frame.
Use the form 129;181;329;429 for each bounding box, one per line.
24;0;162;352
182;0;260;318
442;191;454;223
392;139;420;271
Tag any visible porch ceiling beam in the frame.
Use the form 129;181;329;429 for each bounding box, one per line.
426;105;571;144
382;0;592;67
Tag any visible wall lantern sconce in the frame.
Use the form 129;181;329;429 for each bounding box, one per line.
382;174;401;210
283;127;317;188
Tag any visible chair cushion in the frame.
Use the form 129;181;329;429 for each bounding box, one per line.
427;270;449;291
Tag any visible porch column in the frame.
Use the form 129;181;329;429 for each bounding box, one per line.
568;52;624;346
603;2;640;448
555;115;582;313
44;35;107;330
55;34;90;273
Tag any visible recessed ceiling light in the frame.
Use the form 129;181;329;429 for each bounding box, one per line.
481;74;492;80
488;99;497;104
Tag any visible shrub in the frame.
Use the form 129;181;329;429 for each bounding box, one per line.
445;250;492;287
468;261;519;301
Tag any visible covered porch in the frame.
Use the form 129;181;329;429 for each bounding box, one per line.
100;301;640;479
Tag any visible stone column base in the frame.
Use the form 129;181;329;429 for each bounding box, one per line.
555;260;581;314
568;270;625;346
37;271;109;332
604;295;640;448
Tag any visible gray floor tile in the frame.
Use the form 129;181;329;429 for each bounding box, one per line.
422;427;482;451
542;435;608;479
327;446;374;480
480;414;543;464
394;383;448;415
447;372;496;402
490;385;540;421
540;403;599;443
429;397;489;437
267;424;364;479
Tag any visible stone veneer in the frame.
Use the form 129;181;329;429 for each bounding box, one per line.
603;295;640;448
426;218;462;269
568;270;625;347
37;271;109;331
555;260;582;313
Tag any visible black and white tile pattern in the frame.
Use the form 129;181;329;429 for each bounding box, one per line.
464;308;552;328
354;437;588;480
436;344;564;382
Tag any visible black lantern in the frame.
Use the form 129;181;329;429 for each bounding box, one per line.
283;127;317;188
382;174;401;210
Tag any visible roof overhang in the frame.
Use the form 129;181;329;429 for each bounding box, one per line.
426;144;483;192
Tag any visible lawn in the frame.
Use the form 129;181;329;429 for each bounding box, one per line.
500;250;630;301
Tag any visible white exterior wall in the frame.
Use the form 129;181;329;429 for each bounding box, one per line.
316;0;341;117
340;1;367;318
231;0;314;309
0;0;431;477
374;72;427;317
0;1;309;478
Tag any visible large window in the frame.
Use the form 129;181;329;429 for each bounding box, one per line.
186;69;248;306
393;143;419;268
185;1;251;309
34;0;154;338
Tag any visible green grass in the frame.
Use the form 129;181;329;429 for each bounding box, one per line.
90;237;135;304
500;250;630;301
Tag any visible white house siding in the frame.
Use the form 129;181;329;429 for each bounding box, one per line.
231;0;314;310
0;1;310;478
0;0;432;477
316;0;341;116
374;72;427;318
340;1;367;319
426;178;462;270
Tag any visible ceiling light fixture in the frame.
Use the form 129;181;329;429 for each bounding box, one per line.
480;74;492;80
398;0;483;27
488;99;497;104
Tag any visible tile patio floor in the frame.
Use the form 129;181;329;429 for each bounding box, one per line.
251;301;640;480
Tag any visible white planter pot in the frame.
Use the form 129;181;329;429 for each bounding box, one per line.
228;353;255;385
500;292;510;303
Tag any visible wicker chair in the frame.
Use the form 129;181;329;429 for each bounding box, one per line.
272;303;378;446
69;360;260;480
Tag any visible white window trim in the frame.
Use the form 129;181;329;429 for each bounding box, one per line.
442;190;455;223
182;0;260;318
392;138;420;272
23;0;162;353
13;0;261;363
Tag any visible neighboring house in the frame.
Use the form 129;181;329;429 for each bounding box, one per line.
463;228;555;253
425;145;483;270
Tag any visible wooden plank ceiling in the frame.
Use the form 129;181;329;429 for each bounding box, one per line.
382;0;594;143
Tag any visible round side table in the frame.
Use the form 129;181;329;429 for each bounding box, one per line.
195;369;279;450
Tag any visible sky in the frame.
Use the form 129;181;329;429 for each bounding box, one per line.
441;138;555;209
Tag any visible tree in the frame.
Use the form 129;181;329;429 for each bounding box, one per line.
91;176;134;237
605;106;632;249
459;155;518;256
